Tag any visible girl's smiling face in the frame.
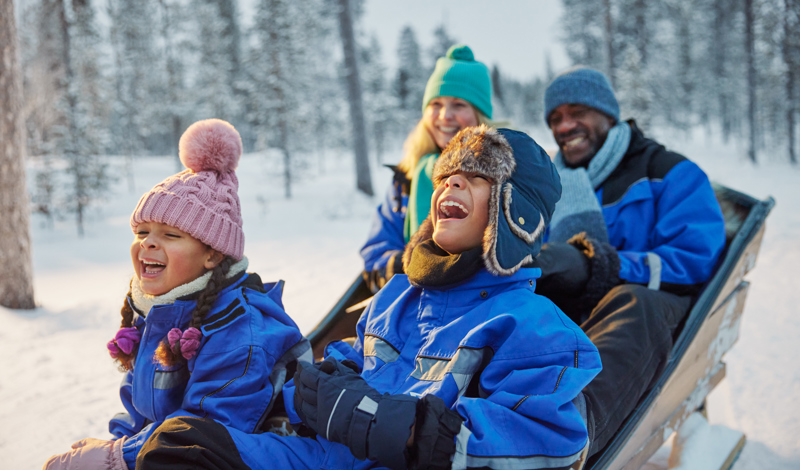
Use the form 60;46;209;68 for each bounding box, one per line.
131;221;223;296
431;171;492;254
423;96;480;149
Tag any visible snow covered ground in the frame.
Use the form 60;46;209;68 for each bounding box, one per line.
1;127;798;469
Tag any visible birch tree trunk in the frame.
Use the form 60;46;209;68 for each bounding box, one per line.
0;0;36;309
337;0;373;196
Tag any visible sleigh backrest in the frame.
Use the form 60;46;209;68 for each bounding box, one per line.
587;184;774;470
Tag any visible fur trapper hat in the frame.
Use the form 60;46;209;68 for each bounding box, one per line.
130;119;244;259
405;124;561;276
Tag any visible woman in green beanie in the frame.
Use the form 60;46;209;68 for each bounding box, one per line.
360;44;496;293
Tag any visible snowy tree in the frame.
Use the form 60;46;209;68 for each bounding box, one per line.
616;45;653;130
248;0;332;198
560;0;604;70
0;0;36;309
57;0;112;235
108;0;164;190
393;25;426;127
427;24;457;72
361;35;396;164
190;0;244;125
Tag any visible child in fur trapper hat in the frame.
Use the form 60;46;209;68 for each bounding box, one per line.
43;119;310;470
136;125;601;470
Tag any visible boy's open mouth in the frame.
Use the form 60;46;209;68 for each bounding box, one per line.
439;199;469;220
141;260;166;275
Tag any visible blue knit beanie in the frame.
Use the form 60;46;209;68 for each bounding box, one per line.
544;66;619;124
422;44;493;119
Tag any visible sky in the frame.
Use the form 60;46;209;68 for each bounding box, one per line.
360;0;570;81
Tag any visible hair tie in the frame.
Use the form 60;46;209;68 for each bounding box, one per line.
167;327;203;360
107;327;141;358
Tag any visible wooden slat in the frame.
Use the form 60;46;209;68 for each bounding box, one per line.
711;223;765;312
619;363;727;470
606;282;749;469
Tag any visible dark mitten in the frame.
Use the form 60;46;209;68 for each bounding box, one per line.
535;233;621;323
294;358;417;470
565;232;622;321
364;251;404;294
408;395;464;470
535;242;591;297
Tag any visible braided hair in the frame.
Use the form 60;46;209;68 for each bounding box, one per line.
154;256;236;367
113;289;137;371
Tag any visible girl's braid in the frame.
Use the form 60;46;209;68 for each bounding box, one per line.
155;256;235;367
114;288;136;371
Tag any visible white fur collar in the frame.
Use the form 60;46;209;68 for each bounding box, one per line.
130;257;249;316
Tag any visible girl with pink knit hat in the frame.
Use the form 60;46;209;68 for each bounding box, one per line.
43;119;311;470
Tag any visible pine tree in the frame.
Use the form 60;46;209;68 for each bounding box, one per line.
427;24;456;72
248;0;332;198
394;25;425;126
191;0;243;124
783;0;799;164
0;0;36;309
108;0;164;190
616;45;653;130
60;0;112;235
361;35;396;164
560;0;604;69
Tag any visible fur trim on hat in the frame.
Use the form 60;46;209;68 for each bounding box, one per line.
432;124;515;187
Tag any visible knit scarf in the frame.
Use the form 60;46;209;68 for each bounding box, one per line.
404;153;439;243
130;257;249;316
405;240;484;288
549;121;631;243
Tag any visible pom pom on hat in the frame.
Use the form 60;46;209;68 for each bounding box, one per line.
131;118;245;260
179;119;242;174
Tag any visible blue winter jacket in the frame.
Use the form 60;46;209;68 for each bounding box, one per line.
579;122;725;293
286;268;602;469
109;273;310;469
360;166;414;275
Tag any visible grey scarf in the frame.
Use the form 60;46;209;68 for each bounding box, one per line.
549;122;631;243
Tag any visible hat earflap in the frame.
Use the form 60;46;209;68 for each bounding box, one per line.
482;182;546;276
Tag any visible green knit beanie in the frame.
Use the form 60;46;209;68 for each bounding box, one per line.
422;44;493;119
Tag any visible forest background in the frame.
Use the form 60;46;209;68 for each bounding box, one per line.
1;0;799;468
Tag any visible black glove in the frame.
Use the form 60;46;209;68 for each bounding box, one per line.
535;242;591;297
535;233;621;323
408;395;463;470
364;251;404;294
294;357;417;470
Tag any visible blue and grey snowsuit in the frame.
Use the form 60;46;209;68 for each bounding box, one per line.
360;165;415;292
138;268;601;470
109;273;310;468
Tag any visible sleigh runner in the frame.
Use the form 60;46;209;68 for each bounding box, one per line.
307;183;774;470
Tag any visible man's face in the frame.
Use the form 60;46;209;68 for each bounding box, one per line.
548;104;615;167
431;171;492;254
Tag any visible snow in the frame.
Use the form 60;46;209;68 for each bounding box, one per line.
2;127;799;469
667;413;745;470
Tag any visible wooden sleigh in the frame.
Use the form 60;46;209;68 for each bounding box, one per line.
306;184;775;470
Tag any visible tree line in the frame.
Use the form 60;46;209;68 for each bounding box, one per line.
11;0;800;235
561;0;799;164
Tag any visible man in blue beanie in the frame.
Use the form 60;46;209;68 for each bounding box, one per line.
536;66;726;458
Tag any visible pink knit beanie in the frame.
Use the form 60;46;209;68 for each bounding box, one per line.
130;119;244;260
